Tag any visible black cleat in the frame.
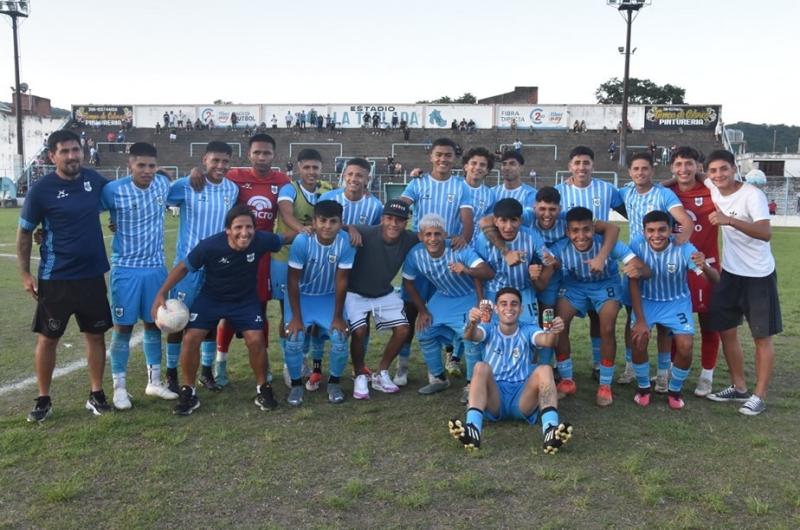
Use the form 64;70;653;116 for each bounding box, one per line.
85;390;112;416
591;367;600;382
173;385;200;416
27;396;53;423
255;385;279;411
166;368;180;394
448;418;481;451
199;372;222;392
543;422;574;455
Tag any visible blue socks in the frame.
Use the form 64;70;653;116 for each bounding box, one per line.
200;340;215;368
166;341;180;369
419;337;444;377
540;407;560;432
466;407;483;432
599;363;614;386
109;331;131;375
538;347;554;367
669;366;690;393
633;361;650;389
143;329;162;367
591;337;601;366
464;341;481;382
328;330;348;378
311;335;326;362
556;357;573;380
284;331;306;381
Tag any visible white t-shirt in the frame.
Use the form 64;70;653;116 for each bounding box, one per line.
704;179;774;277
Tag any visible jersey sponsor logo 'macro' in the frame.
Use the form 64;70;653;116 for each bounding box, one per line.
247;195;275;220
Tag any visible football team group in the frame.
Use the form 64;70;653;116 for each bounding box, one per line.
15;128;781;455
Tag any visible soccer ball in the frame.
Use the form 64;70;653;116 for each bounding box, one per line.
156;299;190;334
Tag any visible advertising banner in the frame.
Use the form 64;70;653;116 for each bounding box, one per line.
72;105;133;126
133;105;197;128
327;104;423;128
644;105;720;129
195;105;260;128
495;106;568;129
421;105;494;129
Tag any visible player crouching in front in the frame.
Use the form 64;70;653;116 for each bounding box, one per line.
448;287;574;455
152;205;287;415
628;211;719;409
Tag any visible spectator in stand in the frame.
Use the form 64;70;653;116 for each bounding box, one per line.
163;111;170;128
392;112;399;129
768;199;777;215
616;121;623;134
372;113;380;129
510;118;517;132
380;120;389;135
648;141;657;162
230;112;239;129
186;118;193;131
155;122;162;135
573;120;581;133
271;114;278;128
325;114;333;130
451;119;458;131
286;160;294;177
194;118;203;130
299;110;307;130
459;119;467;131
467;119;476;132
89;146;100;166
715;120;723;142
608;140;617;160
403;124;411;142
169;129;177;143
317;114;324;131
580;120;587;133
308;109;317;127
107;131;117;143
513;139;523;153
178;111;185;128
285;111;293;128
363;112;371;128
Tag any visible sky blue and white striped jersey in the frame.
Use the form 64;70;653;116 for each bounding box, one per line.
402;242;484;298
288;231;355;296
493;183;536;209
555;179;622;221
401;174;472;235
522;209;568;247
168;177;238;263
629;236;699;301
619;184;682;241
550;236;635;283
476;322;542;383
101;174;169;268
465;179;495;240
474;226;546;293
278;181;321;205
319;188;383;226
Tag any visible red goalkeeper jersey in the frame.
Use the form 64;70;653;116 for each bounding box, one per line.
665;181;720;268
227;168;290;233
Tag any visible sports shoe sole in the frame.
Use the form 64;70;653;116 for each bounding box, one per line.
173;400;200;416
254;397;279;411
27;408;53;423
448;419;480;451
85;400;111;416
543;423;574;455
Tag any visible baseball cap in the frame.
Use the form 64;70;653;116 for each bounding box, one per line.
383;199;411;220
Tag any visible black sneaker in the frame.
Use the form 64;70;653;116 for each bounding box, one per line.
543;422;574;455
166;368;180;394
199;372;222;392
85;390;112;416
27;396;53;423
448;418;481;451
173;385;200;416
591;367;600;382
707;385;752;403
254;385;279;411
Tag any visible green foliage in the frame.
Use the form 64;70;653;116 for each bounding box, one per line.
727;122;800;153
416;92;477;104
595;77;686;104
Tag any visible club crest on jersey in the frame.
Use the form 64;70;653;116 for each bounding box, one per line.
695;197;704;206
242;183;252;190
115;307;124;318
447;193;455;203
246;253;255;262
156;195;164;205
359;215;367;223
224;196;231;205
84;181;92;192
56;190;68;199
328;253;337;263
511;347;521;359
592;197;601;207
271;185;279;194
667;263;677;273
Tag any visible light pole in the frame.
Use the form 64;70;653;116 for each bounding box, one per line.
607;0;649;168
1;1;30;179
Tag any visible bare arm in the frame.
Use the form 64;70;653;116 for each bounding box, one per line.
16;228;37;300
628;277;650;351
710;208;772;242
331;268;349;333
669;205;694;244
286;267;305;336
463;307;485;342
592;220;620;266
532;317;565;348
278;200;309;234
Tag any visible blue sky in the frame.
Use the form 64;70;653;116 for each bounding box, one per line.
0;0;797;124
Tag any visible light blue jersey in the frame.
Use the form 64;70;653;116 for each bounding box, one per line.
288;231;355;296
319;188;383;226
476;322;542;383
401;174;472;235
556;179;622;221
402;242;484;297
167;176;238;262
465;180;495;240
101;174;170;268
493;183;536;209
522;210;568;247
550;236;635;283
620;184;682;241
278;181;321;206
473;226;546;293
629;236;699;301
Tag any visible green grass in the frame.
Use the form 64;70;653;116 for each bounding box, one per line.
1;208;799;528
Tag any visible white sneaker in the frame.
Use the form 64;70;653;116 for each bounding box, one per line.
282;363;292;388
693;377;713;397
354;374;370;400
113;386;132;410
145;382;179;400
654;373;669;394
393;367;409;387
616;363;636;384
372;370;400;393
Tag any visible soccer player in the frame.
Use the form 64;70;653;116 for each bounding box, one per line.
664;146;722;396
703;150;782;416
395;138;474;385
402;214;494;394
284;200;355;406
617;152;693;387
101;142;177;409
17;130;113;421
628;211;719;409
448;287;574;455
494;151;536;208
555;146;625;378
152;205;285;415
274;148;332;389
461;147;496;241
165;141;239;393
211;134;290;387
320;157;383;228
345;200;419;399
549;207;647;406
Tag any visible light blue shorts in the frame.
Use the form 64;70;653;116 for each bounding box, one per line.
632;297;695;335
560;277;622;317
169;269;204;313
484;379;539;424
111;266;168;325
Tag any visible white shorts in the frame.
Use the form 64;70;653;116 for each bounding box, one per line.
345;291;408;331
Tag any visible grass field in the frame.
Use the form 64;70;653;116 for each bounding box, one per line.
1;207;799;529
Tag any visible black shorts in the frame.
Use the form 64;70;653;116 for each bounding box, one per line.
708;270;782;338
33;276;113;338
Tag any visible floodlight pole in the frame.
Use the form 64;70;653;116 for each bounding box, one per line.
613;1;648;168
12;14;23;164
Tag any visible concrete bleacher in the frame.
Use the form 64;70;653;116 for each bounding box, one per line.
75;124;723;199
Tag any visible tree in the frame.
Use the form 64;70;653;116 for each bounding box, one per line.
594;78;686;105
416;92;477;104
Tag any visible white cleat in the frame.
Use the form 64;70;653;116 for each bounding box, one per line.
113;387;132;410
145;382;179;400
